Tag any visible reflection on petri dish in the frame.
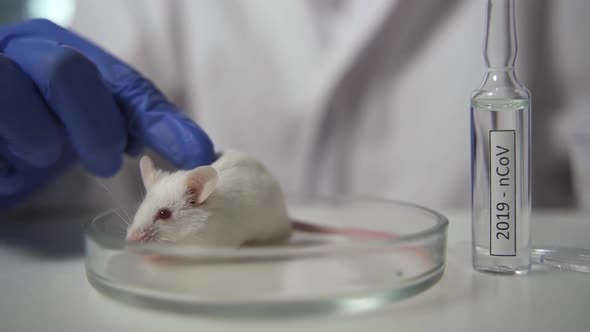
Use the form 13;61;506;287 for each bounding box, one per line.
84;195;448;317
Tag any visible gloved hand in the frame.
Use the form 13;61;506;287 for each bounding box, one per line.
0;19;215;208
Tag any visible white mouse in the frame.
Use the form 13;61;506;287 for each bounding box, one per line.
126;150;292;246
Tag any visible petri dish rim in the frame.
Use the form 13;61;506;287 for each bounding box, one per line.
84;194;449;260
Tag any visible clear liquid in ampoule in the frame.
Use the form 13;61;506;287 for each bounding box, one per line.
471;98;531;275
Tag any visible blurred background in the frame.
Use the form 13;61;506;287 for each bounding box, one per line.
0;0;74;26
0;0;589;212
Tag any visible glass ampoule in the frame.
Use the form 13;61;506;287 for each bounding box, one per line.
471;0;531;275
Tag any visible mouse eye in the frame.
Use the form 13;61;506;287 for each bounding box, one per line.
156;208;172;221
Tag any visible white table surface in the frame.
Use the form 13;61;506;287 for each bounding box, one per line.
1;209;589;332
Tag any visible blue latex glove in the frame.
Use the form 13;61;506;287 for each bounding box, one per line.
0;19;215;207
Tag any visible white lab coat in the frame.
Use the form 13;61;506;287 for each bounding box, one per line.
6;0;590;217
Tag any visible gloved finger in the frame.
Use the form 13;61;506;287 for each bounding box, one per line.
134;106;216;168
0;53;62;168
0;19;215;168
106;65;215;168
102;64;215;168
3;38;126;177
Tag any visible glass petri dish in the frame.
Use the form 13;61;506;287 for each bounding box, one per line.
84;195;448;317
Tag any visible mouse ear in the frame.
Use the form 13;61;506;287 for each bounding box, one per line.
186;166;219;205
139;156;162;190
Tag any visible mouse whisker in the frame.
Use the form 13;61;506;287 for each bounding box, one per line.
120;207;133;226
114;203;133;226
120;212;132;226
110;208;132;227
111;209;129;226
89;177;136;225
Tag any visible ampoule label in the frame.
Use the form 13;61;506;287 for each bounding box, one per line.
489;130;516;256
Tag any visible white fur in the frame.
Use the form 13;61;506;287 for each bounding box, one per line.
127;150;292;246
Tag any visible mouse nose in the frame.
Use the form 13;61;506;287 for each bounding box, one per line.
126;227;157;242
126;230;143;242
